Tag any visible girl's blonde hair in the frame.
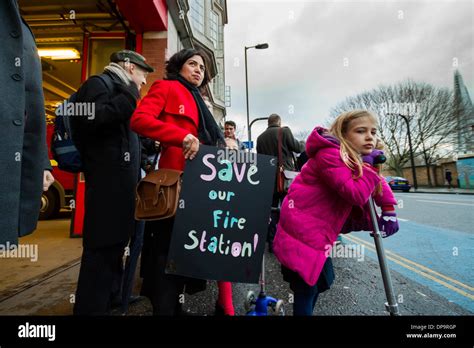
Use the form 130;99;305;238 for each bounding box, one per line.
329;110;378;178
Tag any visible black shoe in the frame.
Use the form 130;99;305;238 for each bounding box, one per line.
110;295;122;309
128;295;144;305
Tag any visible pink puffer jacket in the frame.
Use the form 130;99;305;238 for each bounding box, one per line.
273;127;397;286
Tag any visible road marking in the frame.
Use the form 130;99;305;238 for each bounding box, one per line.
396;194;474;203
398;218;409;222
347;233;474;292
416;199;474;206
343;234;474;300
345;234;474;300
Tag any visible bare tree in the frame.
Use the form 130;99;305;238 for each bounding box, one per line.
414;87;457;185
330;80;457;184
293;130;311;142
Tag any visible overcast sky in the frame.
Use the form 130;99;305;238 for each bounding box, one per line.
223;0;474;142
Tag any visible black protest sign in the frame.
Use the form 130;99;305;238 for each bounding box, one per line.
166;145;276;283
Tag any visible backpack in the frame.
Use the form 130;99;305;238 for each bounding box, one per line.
51;74;114;173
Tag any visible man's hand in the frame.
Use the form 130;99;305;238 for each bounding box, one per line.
154;141;161;152
43;170;55;191
144;164;153;174
182;134;200;160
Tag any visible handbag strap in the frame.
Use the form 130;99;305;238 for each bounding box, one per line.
278;127;283;169
152;152;159;168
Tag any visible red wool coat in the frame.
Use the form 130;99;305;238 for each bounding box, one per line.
130;80;199;171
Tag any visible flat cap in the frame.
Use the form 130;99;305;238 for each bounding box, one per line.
110;50;154;72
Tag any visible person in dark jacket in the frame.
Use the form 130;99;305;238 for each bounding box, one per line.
256;114;304;252
445;169;453;189
0;0;55;246
296;141;308;171
72;50;154;315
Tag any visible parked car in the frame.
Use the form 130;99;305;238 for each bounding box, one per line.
385;176;411;192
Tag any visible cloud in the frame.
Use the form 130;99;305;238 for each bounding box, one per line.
224;0;473;141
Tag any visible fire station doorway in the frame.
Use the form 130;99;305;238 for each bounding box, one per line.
19;0;128;235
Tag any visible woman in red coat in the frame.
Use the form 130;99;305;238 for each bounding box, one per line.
130;48;233;315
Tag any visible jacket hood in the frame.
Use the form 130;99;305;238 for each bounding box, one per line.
306;127;340;158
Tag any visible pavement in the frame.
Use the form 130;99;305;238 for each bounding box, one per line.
0;212;82;300
0;213;81;315
2;242;469;316
118;244;472;316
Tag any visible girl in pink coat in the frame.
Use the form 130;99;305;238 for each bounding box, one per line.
273;110;399;316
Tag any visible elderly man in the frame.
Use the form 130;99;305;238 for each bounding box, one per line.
72;50;154;315
0;0;55;247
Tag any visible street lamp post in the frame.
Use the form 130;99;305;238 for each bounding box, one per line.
245;43;269;145
249;117;269;143
387;113;418;190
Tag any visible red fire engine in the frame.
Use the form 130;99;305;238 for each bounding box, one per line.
40;122;75;220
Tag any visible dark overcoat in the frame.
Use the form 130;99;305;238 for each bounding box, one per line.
0;0;51;245
73;72;141;248
256;125;303;171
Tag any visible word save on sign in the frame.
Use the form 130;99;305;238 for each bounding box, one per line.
166;145;276;283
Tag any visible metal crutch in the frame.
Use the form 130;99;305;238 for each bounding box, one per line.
368;155;401;316
367;198;400;316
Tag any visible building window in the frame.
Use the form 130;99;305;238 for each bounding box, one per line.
213;63;224;100
210;11;219;48
189;0;204;33
213;74;221;98
218;22;223;47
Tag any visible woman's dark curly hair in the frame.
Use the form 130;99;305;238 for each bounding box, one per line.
165;48;211;87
